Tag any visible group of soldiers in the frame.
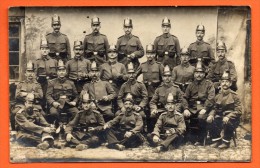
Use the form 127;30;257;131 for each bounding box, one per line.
10;14;241;153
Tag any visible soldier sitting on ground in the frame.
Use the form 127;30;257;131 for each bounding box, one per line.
104;93;144;151
147;93;186;153
15;93;55;150
65;92;106;151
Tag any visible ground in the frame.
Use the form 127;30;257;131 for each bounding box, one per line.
10;124;251;163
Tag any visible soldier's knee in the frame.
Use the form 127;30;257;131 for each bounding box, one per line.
49;107;59;116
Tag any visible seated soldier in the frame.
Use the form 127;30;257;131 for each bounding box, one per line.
65;92;105;151
207;71;242;149
15;93;55;150
104;93;144;151
148;93;186;153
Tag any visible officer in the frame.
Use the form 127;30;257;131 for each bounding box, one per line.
149;65;184;132
135;44;164;99
116;18;144;70
11;61;43;130
104;93;144;151
80;61;116;122
46;60;79;125
83;16;109;66
148;93;186;153
172;47;195;92
153;17;181;69
183;58;215;145
207;70;242;149
206;41;238;92
15;93;55;150
46;14;71;62
66;40;91;93
65;92;105;151
117;62;148;121
188;25;215;67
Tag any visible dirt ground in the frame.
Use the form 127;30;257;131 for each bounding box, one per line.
10;125;251;163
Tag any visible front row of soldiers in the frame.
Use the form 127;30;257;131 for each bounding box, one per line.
11;39;241;152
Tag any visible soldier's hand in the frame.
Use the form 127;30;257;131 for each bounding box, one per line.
134;105;142;112
69;101;76;106
183;109;191;118
223;116;230;124
151;109;158;117
167;128;176;136
121;107;126;113
20;92;28;97
88;127;96;133
102;96;109;101
199;109;207;115
66;133;73;142
153;135;160;143
43;127;54;133
52;102;61;108
124;131;133;138
130;53;135;59
103;123;111;129
206;115;214;123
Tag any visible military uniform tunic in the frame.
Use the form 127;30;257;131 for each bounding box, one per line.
153;33;181;69
116;34;144;70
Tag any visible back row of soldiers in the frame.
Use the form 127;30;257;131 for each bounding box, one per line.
10;14;241;153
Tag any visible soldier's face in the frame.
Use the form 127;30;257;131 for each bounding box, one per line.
82;102;91;110
124;26;133;35
196;31;205;41
57;69;67;78
25;70;35;80
162;25;171;34
40;47;50;56
128;72;135;81
194;71;205;81
217;49;226;60
165;102;175;112
52;23;61;33
108;52;118;62
146;53;155;61
74;47;84;57
180;55;190;64
91;24;101;33
90;70;100;80
163;74;172;83
124;101;133;112
220;79;232;90
25;100;34;109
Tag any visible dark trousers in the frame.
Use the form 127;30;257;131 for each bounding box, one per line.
49;106;79;124
147;133;183;149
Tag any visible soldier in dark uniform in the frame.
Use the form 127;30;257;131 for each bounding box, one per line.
66;40;91;93
172;47;195;92
116;18;144;70
46;60;79;124
104;93;144;151
65;92;105;151
206;41;238;92
183;59;215;145
148;93;186;153
149;65;184;132
15;93;55;150
153;17;181;69
80;61;116;122
207;71;242;149
11;61;43;130
188;25;215;67
46;14;71;63
83;16;109;67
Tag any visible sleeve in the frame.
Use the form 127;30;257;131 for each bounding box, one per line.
138;83;148;108
116;38;121;51
34;83;43;100
117;84;125;109
104;36;109;58
204;82;216;112
130;114;143;134
149;88;159;111
95;113;105;131
71;82;79;103
172;68;177;82
65;112;80;134
229;62;238;82
121;64;128;81
226;94;242;119
175;115;186;135
176;88;184;111
83;36;88;57
134;64;142;78
15;83;24;100
38;112;50;127
15;113;44;134
151;114;163;137
208;45;215;63
175;37;181;57
153;37;159;56
65;36;71;59
46;80;55;105
106;82;116;101
159;64;164;81
206;63;216;81
107;114;121;127
208;96;218;116
133;38;144;59
182;84;191;110
65;61;70;74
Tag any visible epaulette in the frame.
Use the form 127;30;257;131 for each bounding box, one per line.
61;33;67;36
170;34;177;38
118;35;124;39
175;111;182;116
100;33;106;37
204;41;210;45
46;33;52;36
132;35;139;39
190;42;196;45
227;60;235;64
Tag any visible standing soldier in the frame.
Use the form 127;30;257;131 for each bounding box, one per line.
206;41;238;92
11;61;43;130
66;40;91;93
207;71;241;149
153;17;181;70
149;65;184;132
46;14;71;63
148;93;186;153
15;93;55;150
188;25;215;67
83;16;109;67
172;47;195;92
104;93;144;151
46;60;79;125
183;59;215;146
116;18;144;70
80;61;116;122
65;92;105;151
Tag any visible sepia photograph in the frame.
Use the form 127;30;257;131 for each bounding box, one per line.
8;6;251;162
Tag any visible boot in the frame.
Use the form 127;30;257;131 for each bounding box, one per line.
154;145;164;153
37;141;50;150
218;141;230;149
76;144;88;151
114;144;125;151
210;140;222;148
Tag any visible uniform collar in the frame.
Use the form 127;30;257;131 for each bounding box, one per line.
42;55;50;61
163;33;171;38
218;57;227;64
147;59;155;65
108;61;117;65
194;78;205;85
58;77;67;83
125;34;133;39
196;40;204;45
125;110;133;116
74;56;83;61
181;62;190;68
127;79;136;85
166;111;176;118
92;32;100;36
52;31;61;36
91;78;100;83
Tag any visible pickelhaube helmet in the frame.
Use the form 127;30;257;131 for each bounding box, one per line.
123;93;134;103
26;60;34;71
40;34;49;48
163;65;171;76
91;61;98;71
166;93;175;103
221;70;231;80
57;60;66;70
52;14;61;25
162;17;171;27
146;44;155;53
91;16;100;25
180;47;190;56
195;58;205;72
26;93;35;102
74;40;83;49
107;44;117;54
124;18;133;27
217;40;227;52
196;24;205;32
127;62;135;73
82;92;91;103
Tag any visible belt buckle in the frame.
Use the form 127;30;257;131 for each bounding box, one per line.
196;101;201;105
60;95;67;99
165;51;169;55
83;129;87;132
109;80;113;83
148;82;152;85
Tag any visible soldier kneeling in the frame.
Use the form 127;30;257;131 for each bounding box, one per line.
104;93;144;151
147;93;186;153
65;92;105;151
